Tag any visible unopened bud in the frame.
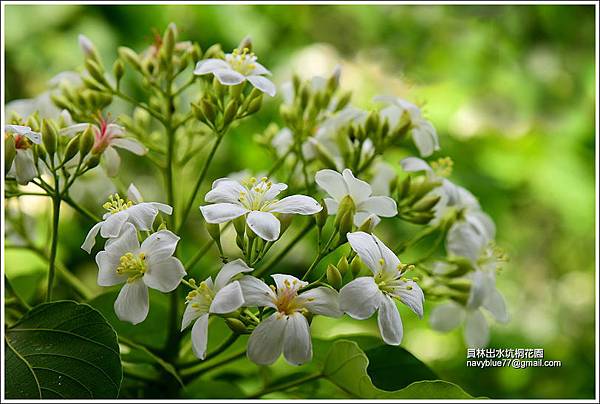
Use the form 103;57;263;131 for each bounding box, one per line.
223;99;239;126
326;265;343;290
113;60;125;85
334;195;355;228
63;135;80;163
25;115;40;132
335;91;352;112
204;44;224;59
311;139;338;170
5;136;16;174
118;47;142;71
350;256;362;278
224;318;249;334
337;256;349;276
315;199;328;229
85;153;101;169
237;36;253;52
357;215;378;233
447;278;472;292
79;125;95;157
190;43;202;63
163;23;177;61
200;98;217;123
412;195;441;212
246;94;263;115
85;59;108;87
205;222;221;244
41;119;57;157
233;215;246;236
78;34;100;62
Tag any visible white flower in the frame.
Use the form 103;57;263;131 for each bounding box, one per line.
5;125;42;185
240;274;342;365
199;176;322;241
375;96;440;157
194;47;276;96
370;161;397;196
339;232;424;345
315;168;397;228
62;117;147;177
400;157;495;262
181;259;253;359
82;184;172;253
95;223;186;324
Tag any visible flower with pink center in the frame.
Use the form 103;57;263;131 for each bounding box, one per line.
5;125;41;185
62;115;147;176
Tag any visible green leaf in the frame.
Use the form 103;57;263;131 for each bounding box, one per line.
88;288;169;350
323;340;473;399
5;300;122;399
365;344;438;390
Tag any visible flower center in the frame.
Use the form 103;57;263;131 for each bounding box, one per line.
225;48;257;76
103;193;134;214
238;177;278;211
375;260;414;295
13;134;32;150
272;279;310;316
116;252;147;283
186;281;215;313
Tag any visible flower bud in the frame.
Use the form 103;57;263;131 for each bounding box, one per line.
237;35;252;52
200;98;217;123
118;46;142;71
113;60;125;86
447;278;472;292
84;59;108;87
85;153;101;169
5;135;16;174
204;43;224;59
311;139;338;170
365;110;379;134
397;176;411;200
79;125;95;157
235;234;245;251
350;256;362;278
334;195;355;228
335;91;352;112
50;94;74;111
41;119;58;158
162;23;177;61
190;43;202;63
223;99;239;126
78;34;100;63
245;94;263;115
315;199;328;229
357;215;377;233
225;318;249;334
337;256;349;276
205;222;221;244
326;264;343;290
25;115;40;132
63;135;80;163
233;215;246;236
412;195;441;212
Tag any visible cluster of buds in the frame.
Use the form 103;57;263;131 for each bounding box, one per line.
324;254;378;290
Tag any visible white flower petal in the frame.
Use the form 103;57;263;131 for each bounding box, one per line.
114;281;149;325
339;277;382;320
377;294;403;345
446;221;486;262
14;150;37;185
104;222;139;255
181;302;204;331
213;68;246;85
200;203;248;224
127;183;143;203
467;270;496;310
283;313;312;365
205;179;246;204
143;256;185;293
347;231;400;275
251;62;271;76
214;258;253;290
100;212;129;238
358;196;397;217
152;202;173;215
354;212;381;230
81;222;103;253
323;198;339;215
391;281;425;318
191;313;210;360
341;169;372;204
246;210;280;241
140;230;180;260
103;146;121;177
263;182;288;200
194;59;230;75
315;169;348;201
60;123;90;138
112;138;148;155
465;309;490;348
429;302;465;332
299;287;342;317
482;289;509;323
400;157;432;173
412;120;439;157
95;251;127;286
239;276;277;308
268;195;322;215
209;281;245;314
247;75;276;97
247;313;287;365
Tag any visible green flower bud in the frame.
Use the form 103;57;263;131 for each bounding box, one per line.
79;125;95;157
350;256;362;278
5;135;16;174
162;23;177;61
334;195;355;228
447;278;472;292
85;153;101;169
190;43;202;63
335;91;352;112
223;99;239;126
397;176;411;200
412;195;441;212
224;317;249;334
365;111;379;134
50;94;74;112
245;94;263;115
337;256;349;276
203;43;224;59
326;264;343;290
235;233;245;251
41;119;57;158
113;60;125;86
82;75;104;91
237;35;253;52
312;139;338;170
205;222;221;244
315;199;328;229
200;98;217;123
118;46;142;71
25;115;40;132
63;135;80;163
357;215;376;233
84;58;108;87
233;215;246;236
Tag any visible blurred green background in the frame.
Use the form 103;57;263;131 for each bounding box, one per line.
4;4;596;399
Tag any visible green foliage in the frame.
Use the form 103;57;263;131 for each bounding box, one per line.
5;301;122;399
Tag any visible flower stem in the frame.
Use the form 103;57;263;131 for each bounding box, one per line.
177;332;240;369
177;134;225;233
181;349;247;383
248;372;322;398
255;221;315;277
45;194;61;302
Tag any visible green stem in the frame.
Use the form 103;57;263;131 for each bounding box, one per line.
266;147;292;177
178;333;240;369
394;225;437;254
62;195;101;222
45;194;61;302
255;221;315;277
177;134;225;233
248;372;322;398
181;350;246;383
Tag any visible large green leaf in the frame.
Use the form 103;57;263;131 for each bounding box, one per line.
88;288;169;350
322;340;473;399
5;300;122;399
365;344;438;390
